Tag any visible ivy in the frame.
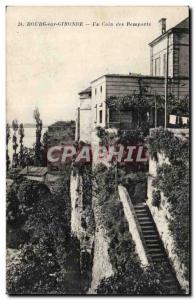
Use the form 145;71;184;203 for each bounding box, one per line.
149;129;189;280
149;127;189;164
106;93;189;116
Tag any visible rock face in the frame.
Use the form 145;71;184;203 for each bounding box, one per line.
89;198;114;293
70;171;95;293
70;173;83;239
70;171;113;294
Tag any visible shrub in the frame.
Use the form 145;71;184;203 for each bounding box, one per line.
152;190;161;208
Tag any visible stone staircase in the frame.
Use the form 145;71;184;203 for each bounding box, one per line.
134;202;182;295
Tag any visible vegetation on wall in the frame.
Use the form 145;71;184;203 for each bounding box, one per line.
106;92;189;116
149;128;189;280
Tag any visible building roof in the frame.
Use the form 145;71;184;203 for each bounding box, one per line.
90;73;184;84
149;17;189;47
78;87;92;96
20;166;48;177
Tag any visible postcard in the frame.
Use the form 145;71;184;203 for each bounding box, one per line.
6;6;190;295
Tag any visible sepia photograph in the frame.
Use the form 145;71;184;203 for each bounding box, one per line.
6;6;190;295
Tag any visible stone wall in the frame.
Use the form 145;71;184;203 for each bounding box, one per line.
118;185;149;266
70;172;95;293
89;198;114;293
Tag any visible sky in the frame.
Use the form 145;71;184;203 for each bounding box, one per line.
6;6;189;126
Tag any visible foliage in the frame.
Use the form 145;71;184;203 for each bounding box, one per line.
33;107;43;166
12;119;19;168
97;263;169;295
7;166;81;294
149;129;189;279
6;123;11;170
106;93;189;116
18;123;25;167
152;190;161;208
96;126;145;146
117;128;145;145
95;126;117;146
149;128;189;164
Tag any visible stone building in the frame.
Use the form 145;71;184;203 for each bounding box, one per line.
47;120;75;172
76;87;92;142
47;121;75;147
149;17;189;77
76;16;189;142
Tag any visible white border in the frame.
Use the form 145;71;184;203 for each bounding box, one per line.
0;1;194;299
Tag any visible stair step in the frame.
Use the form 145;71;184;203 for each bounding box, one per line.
150;255;166;261
134;204;146;207
146;243;162;248
134;207;146;210
133;202;181;293
164;284;178;290
139;220;153;224
150;251;164;256
142;232;158;236
141;225;154;229
164;279;177;284
136;216;151;220
134;207;147;211
164;273;176;279
151;255;166;261
147;247;162;251
148;249;164;255
141;228;156;232
136;213;148;217
144;238;159;242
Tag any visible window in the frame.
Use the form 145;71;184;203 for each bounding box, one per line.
99;110;102;124
95;88;97;95
100;85;102;93
94;104;97;123
163;53;167;76
154;57;160;76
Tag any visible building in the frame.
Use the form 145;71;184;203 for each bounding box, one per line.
149;17;189;77
90;73;188;130
76;17;189;142
46;121;75;172
76;87;92;142
47;121;75;147
20;166;47;182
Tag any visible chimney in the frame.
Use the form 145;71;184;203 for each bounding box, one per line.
159;18;166;34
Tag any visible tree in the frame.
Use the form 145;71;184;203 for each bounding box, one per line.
33;107;42;166
7;166;81;294
18;123;25;167
6;123;11;170
42;130;49;166
12;119;19;168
